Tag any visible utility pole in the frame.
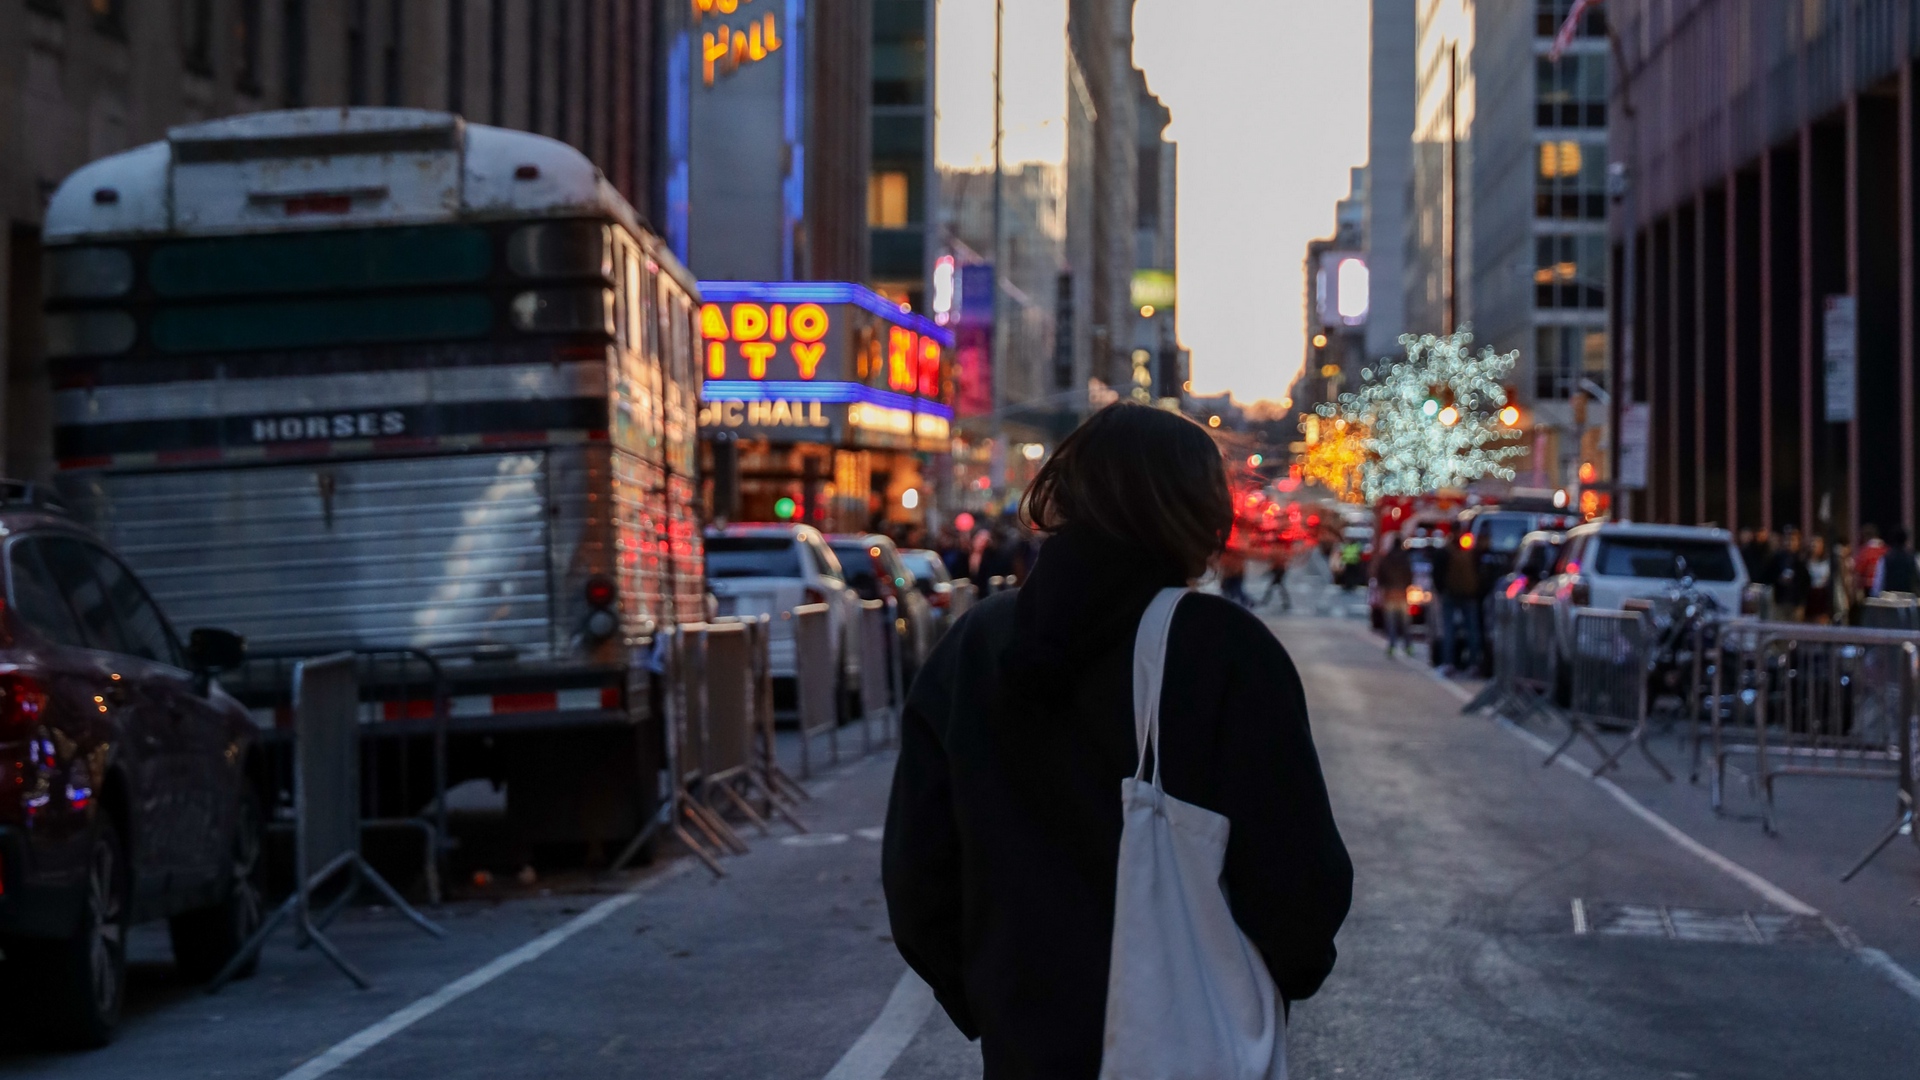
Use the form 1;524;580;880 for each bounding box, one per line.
991;0;1006;488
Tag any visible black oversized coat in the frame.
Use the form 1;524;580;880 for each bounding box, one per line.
882;537;1352;1080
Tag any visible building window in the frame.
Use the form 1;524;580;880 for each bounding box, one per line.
283;0;307;106
1537;53;1607;128
91;0;127;37
1534;233;1607;310
1137;143;1161;229
235;0;264;93
1535;0;1607;38
1534;325;1609;400
1535;139;1607;220
182;0;216;74
869;172;910;228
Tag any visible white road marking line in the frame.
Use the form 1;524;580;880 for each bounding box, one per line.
821;970;937;1080
1360;625;1920;1004
783;832;852;847
1858;948;1920;1001
856;826;886;842
272;861;694;1080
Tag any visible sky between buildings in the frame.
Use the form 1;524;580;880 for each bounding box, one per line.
936;0;1373;404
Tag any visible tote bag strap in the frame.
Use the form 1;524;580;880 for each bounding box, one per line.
1131;587;1190;788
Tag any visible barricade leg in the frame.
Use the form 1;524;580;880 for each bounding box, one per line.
1840;793;1915;881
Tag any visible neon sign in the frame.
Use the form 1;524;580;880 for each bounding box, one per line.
693;0;781;87
701;301;831;380
885;326;944;396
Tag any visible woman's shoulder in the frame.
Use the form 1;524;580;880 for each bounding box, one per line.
1172;592;1291;664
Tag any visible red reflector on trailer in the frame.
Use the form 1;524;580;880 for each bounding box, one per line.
601;686;622;710
492;692;558;714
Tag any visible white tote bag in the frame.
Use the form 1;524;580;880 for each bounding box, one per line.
1098;587;1287;1080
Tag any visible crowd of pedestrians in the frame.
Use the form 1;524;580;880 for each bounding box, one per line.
1739;523;1920;624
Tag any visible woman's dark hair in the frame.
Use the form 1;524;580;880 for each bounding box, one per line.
1020;403;1232;578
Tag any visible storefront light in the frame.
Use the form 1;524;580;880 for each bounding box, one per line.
1022;443;1045;461
902;488;920;510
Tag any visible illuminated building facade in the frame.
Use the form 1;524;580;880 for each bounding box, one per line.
696;281;954;529
1297;167;1372;417
869;0;936;310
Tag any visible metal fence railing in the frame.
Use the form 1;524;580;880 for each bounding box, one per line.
1706;621;1917;864
1559;609;1672;780
211;654;443;991
1460;597;1920;882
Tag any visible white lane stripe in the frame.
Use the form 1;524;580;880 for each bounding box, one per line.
273;861;694;1080
821;970;937;1080
1362;626;1920;1003
1492;715;1821;916
1858;948;1920;1001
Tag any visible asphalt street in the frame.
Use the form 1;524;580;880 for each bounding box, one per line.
6;599;1919;1079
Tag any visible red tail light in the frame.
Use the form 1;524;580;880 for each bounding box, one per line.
0;672;48;740
928;590;950;609
584;575;618;609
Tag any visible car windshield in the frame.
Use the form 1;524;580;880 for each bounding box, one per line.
900;552;942;582
705;536;805;579
1593;536;1738;581
1479;516;1533;554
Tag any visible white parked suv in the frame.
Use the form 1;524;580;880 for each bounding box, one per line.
704;524;860;704
1534;521;1749;657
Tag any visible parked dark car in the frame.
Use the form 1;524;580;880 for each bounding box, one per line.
826;535;937;682
0;488;258;1047
897;548;958;626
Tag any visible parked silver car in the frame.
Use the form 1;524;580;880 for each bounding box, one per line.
704;524;860;701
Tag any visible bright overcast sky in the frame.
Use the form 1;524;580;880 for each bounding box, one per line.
936;1;1372;403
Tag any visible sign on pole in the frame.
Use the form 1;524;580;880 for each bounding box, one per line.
1824;295;1857;423
1617;402;1650;490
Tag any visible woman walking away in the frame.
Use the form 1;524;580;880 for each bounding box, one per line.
883;403;1352;1080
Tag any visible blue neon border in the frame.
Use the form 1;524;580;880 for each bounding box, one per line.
696;280;955;346
703;380;954;422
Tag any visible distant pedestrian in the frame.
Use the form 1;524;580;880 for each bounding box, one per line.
1373;533;1415;657
1768;526;1809;621
1854;524;1888;599
1263;550;1292;611
1873;527;1919;596
1804;534;1842;625
1219;548;1251;607
1435;531;1481;672
883;403;1352;1080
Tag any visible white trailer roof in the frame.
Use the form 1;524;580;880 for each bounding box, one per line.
43;107;649;243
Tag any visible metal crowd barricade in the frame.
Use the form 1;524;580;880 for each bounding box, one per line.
1462;594;1520;716
741;615;809;828
948;579;979;621
700;621;768;842
1707;621;1917;855
243;647;453;905
211;655;444;992
792;603;840;779
1505;596;1567;730
1555;609;1672;779
856;600;894;754
1860;595;1920;631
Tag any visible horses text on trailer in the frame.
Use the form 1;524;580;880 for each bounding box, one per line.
42;108;705;852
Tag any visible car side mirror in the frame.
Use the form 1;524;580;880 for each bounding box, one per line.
188;628;247;673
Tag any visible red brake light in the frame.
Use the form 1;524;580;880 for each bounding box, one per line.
584;576;618;609
0;672;48;739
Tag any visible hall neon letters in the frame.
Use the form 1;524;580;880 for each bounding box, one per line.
698;8;782;87
698;399;832;429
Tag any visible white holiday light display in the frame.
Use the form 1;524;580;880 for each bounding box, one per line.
1317;329;1526;502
